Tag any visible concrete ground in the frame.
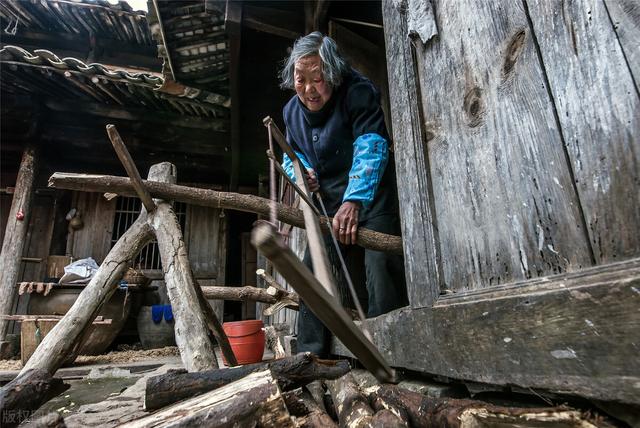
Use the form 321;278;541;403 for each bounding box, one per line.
18;346;274;427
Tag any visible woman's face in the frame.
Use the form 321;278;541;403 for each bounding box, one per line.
294;55;333;111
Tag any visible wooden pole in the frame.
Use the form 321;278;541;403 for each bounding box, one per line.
48;173;403;254
106;125;155;213
0;146;37;354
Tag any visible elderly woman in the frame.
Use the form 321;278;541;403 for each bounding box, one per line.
280;32;407;356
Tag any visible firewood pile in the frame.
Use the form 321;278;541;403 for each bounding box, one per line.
1;353;609;428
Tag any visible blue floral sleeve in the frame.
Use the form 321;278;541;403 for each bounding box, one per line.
342;133;388;207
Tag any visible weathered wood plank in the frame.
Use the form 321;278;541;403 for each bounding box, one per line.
68;192;116;263
0;146;38;348
184;205;224;279
527;0;640;263
413;0;592;292
332;258;640;404
604;0;640;87
382;0;441;308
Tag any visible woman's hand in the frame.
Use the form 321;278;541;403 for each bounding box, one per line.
332;201;360;245
305;169;320;192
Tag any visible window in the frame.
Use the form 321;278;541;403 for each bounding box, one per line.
111;197;187;270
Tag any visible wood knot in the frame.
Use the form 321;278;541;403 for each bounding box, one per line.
463;87;485;128
502;30;526;78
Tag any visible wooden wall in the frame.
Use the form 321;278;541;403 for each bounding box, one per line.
67;192;116;263
385;0;639;307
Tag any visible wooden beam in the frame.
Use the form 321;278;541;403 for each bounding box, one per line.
150;0;175;80
227;0;242;191
106;125;155;213
0;145;37;354
47;173;403;254
18;166;184;375
251;223;395;383
332;258;640;404
43;99;224;131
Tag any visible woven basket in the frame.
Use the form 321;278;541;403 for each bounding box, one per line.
123;268;148;285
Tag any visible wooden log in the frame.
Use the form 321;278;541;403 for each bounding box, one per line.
370;385;610;428
265;325;286;358
18;167;174;375
327;372;374;428
123;370;295;428
200;285;298;306
0;146;38;352
144;352;350;411
48;172;403;254
370;409;407;428
369;386;410;426
0;369;69;428
21;412;66;428
145;162;220;371
283;388;337;428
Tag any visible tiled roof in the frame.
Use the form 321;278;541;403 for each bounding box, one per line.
1;45;229;128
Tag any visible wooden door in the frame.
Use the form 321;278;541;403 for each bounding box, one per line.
367;0;640;404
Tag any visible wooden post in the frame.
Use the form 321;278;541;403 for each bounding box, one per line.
0;146;37;354
146;163;227;370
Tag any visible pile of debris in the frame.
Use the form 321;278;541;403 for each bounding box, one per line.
0;352;610;428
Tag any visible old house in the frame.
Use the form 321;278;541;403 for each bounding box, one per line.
0;0;638;425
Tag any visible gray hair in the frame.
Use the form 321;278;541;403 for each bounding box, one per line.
280;32;349;90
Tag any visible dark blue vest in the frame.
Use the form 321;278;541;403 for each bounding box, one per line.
283;69;398;222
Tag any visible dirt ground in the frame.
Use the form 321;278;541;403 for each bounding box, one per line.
0;346;180;371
